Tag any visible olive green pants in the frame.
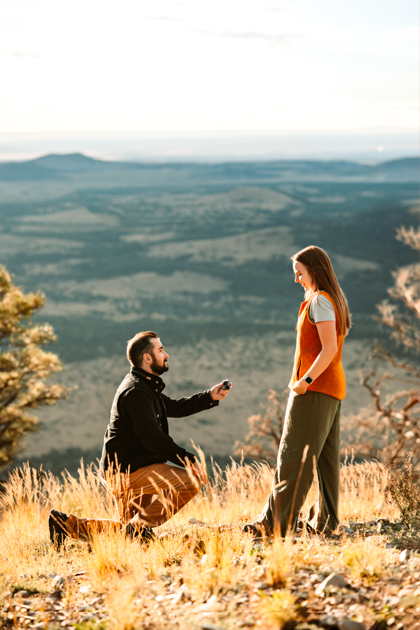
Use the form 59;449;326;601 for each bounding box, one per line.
258;390;341;535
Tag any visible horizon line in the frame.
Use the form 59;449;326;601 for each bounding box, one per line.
1;151;419;166
0;126;419;135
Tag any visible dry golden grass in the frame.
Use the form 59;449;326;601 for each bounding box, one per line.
0;457;411;630
258;589;297;629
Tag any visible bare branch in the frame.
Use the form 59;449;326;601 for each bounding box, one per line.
342;225;420;473
234;389;287;466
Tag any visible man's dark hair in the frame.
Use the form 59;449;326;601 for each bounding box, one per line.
126;331;158;368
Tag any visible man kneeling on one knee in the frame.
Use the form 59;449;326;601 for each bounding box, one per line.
49;331;231;547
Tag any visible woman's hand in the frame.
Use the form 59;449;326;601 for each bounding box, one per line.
292;378;309;395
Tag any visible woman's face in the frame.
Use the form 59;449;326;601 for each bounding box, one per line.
293;260;316;291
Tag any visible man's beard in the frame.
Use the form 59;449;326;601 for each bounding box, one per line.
150;356;169;375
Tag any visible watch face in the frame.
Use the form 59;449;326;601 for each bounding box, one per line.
305;376;313;384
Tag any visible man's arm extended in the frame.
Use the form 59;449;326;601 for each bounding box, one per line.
162;381;231;417
162;390;218;418
122;387;197;466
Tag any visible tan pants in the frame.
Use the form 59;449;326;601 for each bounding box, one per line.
65;463;201;542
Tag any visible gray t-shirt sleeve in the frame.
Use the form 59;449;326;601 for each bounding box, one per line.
309;295;336;323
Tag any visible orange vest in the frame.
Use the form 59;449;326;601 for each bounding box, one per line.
288;291;346;400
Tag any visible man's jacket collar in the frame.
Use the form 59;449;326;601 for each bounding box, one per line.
130;366;166;394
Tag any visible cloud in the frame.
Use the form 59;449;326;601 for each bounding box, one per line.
399;26;419;42
193;30;299;45
266;2;296;11
144;15;182;22
1;51;43;58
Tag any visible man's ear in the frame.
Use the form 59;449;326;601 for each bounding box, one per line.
142;352;152;366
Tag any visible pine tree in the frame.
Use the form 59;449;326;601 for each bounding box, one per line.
0;265;67;467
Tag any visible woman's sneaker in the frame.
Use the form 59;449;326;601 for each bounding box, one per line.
49;509;69;550
140;527;156;543
242;522;268;537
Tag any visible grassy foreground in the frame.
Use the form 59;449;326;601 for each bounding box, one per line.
1;458;420;630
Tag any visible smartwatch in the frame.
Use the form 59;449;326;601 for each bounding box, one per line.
305;376;313;384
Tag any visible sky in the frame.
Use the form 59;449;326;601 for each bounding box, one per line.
1;0;419;133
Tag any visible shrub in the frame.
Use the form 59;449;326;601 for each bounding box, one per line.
0;265;67;467
388;454;420;526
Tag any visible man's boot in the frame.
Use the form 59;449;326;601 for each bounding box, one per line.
49;509;69;550
125;522;156;544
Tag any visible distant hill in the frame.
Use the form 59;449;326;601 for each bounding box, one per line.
0;153;418;182
30;152;111;172
371;157;420;180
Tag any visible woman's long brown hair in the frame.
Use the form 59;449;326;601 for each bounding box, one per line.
292;245;351;336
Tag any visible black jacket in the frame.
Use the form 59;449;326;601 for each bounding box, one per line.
100;367;218;474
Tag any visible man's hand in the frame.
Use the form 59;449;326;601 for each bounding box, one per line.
191;461;207;485
292;378;309;395
210;381;232;401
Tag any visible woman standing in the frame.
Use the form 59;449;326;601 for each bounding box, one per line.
244;246;351;536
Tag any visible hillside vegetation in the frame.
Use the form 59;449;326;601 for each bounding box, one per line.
0;155;418;472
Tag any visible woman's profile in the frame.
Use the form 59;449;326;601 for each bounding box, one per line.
244;245;351;536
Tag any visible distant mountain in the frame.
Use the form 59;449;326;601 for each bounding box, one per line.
30;152;111;172
374;157;420;170
371;157;420;179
